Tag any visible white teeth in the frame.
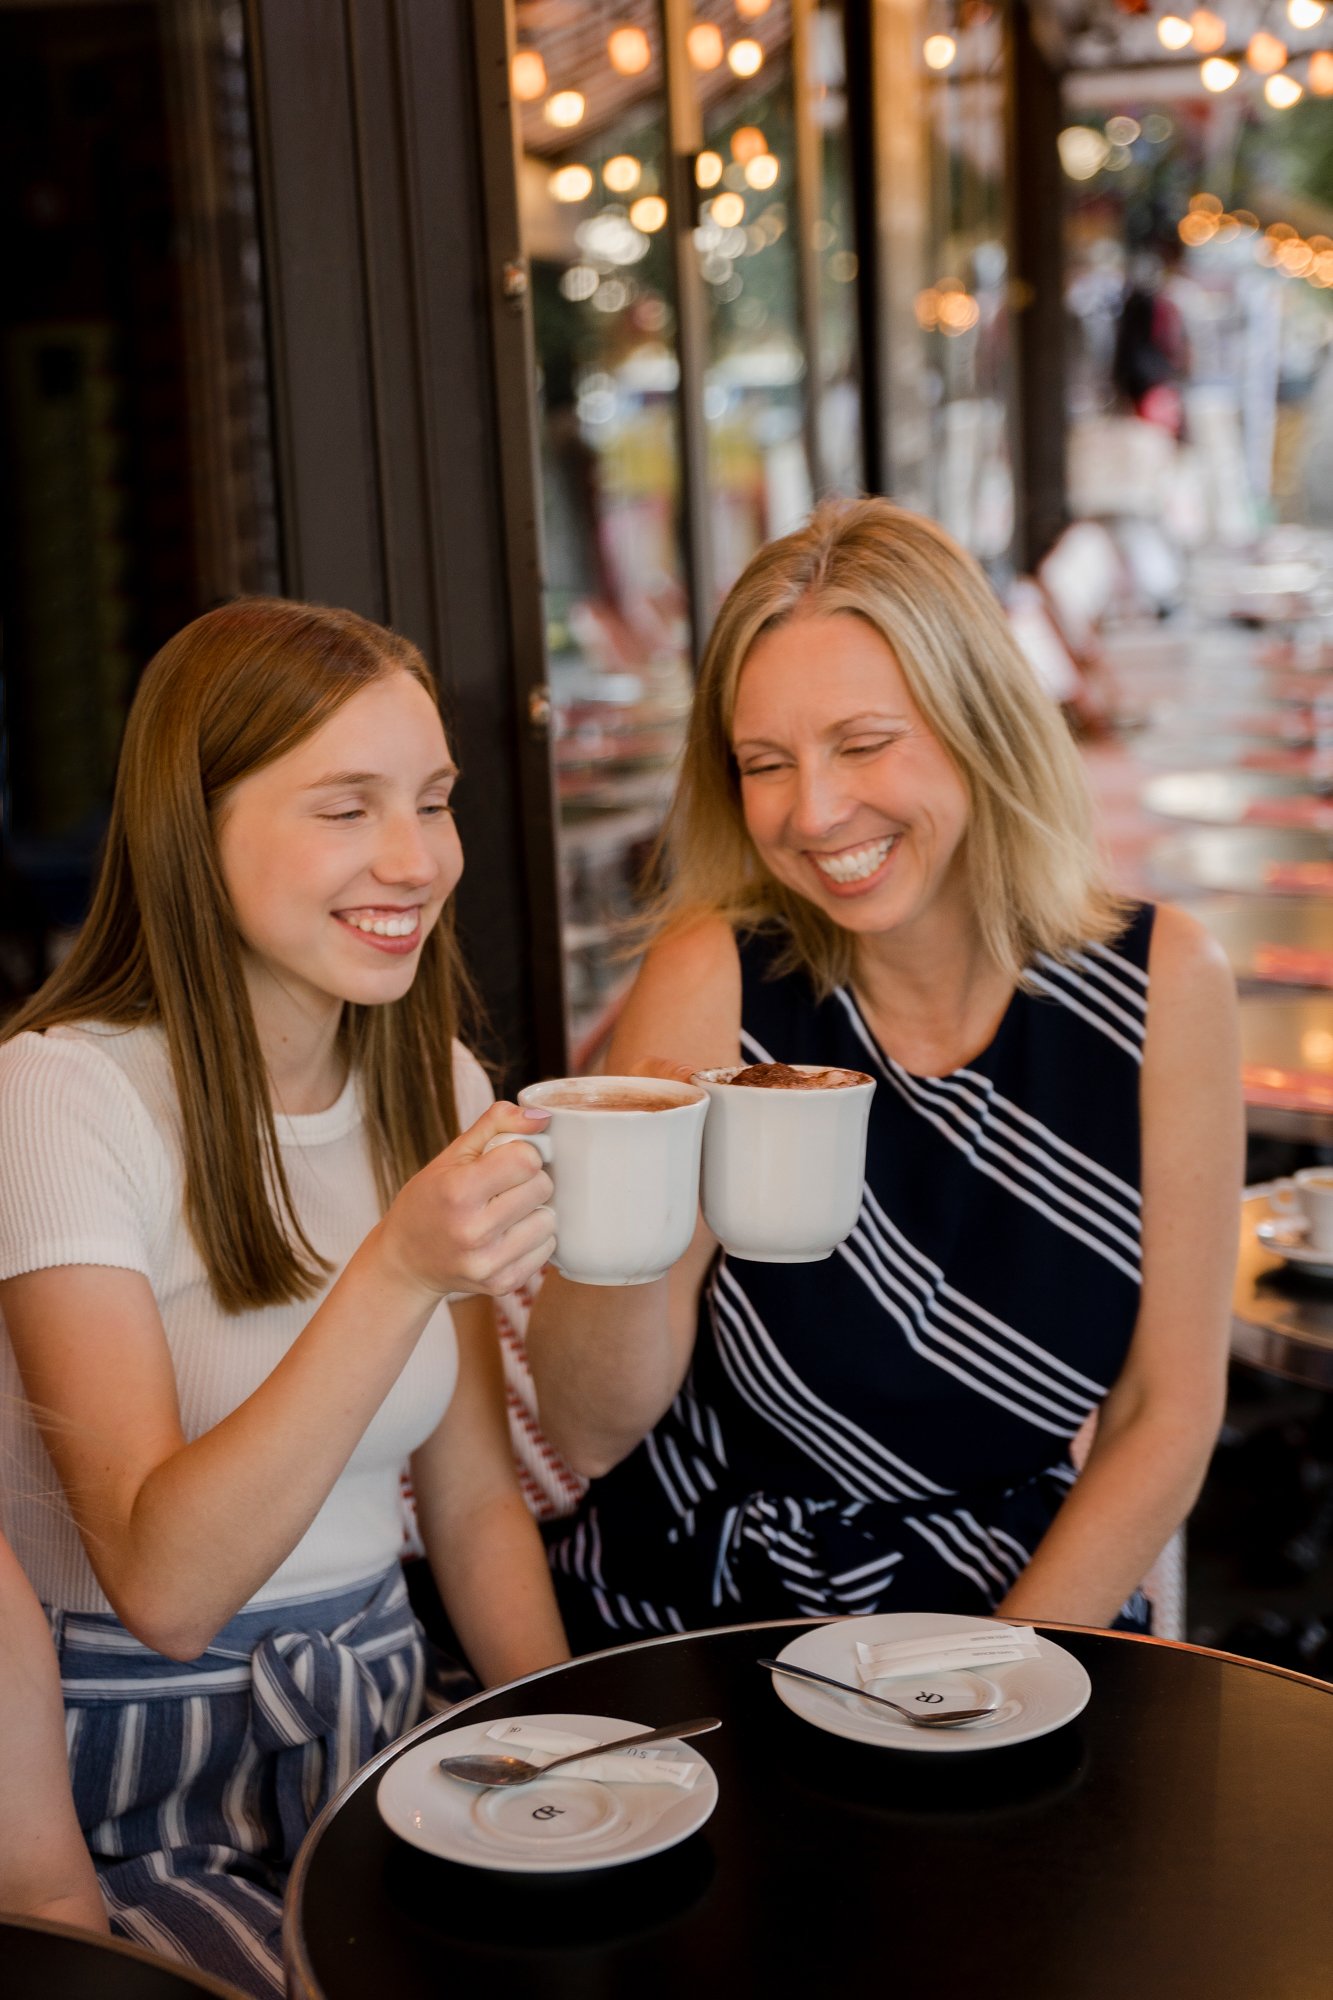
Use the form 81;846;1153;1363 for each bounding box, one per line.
344;914;418;937
812;837;896;884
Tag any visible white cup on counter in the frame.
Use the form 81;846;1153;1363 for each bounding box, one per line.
1273;1167;1333;1254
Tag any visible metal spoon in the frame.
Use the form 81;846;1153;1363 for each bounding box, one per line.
759;1658;999;1728
438;1716;721;1788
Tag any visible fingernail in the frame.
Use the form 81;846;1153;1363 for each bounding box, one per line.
521;1107;551;1121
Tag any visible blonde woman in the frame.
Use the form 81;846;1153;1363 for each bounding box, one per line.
527;499;1241;1651
0;601;566;1996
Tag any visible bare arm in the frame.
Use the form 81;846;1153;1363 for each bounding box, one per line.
525;916;741;1477
996;905;1242;1626
0;1535;107;1932
1;1101;557;1662
410;1296;569;1686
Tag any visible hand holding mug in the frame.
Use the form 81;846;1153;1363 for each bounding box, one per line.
487;1076;709;1286
380;1101;557;1301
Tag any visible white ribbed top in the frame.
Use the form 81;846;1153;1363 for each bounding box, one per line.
0;1022;491;1613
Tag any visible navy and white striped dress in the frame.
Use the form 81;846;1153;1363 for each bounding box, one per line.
548;904;1153;1650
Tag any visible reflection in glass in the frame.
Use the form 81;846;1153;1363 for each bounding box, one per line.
690;0;813;602
919;7;1015;565
0;0;278;996
875;0;1013;569
514;4;691;1060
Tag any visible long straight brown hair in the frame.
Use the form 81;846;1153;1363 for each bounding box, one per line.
4;598;476;1313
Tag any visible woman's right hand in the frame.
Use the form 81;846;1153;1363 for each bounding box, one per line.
379;1102;556;1302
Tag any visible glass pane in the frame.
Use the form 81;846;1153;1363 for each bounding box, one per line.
1062;84;1333;555
919;10;1014;565
809;0;864;498
689;0;814;603
0;0;279;1000
512;2;693;1064
873;0;1013;569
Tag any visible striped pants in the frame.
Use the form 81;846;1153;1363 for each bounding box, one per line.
52;1565;424;2000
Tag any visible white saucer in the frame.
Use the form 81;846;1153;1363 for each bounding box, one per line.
1256;1216;1333;1279
376;1714;718;1872
772;1613;1091;1754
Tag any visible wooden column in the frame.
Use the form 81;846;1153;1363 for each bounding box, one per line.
243;0;566;1081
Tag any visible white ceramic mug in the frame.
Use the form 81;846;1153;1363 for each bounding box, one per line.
1273;1168;1333;1254
489;1076;709;1286
691;1064;876;1263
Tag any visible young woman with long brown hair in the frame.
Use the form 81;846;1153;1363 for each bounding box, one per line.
0;600;566;1996
527;498;1241;1652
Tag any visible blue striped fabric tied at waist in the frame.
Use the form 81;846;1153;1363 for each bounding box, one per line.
51;1566;422;1856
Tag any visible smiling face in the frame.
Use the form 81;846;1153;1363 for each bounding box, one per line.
730;609;972;946
215;671;462;1031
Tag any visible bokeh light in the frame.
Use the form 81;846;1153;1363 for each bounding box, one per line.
1058;126;1111;179
603;155;642;194
1247;30;1289;73
1190;8;1228;51
1157;14;1194;48
607;26;651;77
549;164;593;203
1265;70;1303;105
545;90;586;129
628;195;668;233
511;50;547;101
744;153;780;190
687;22;725;69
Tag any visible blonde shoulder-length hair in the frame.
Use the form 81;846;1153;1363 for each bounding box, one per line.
3;598;476;1314
651;497;1125;992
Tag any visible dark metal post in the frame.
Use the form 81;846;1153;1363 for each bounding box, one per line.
460;0;570;1077
243;0;384;611
1005;0;1068;571
243;0;567;1082
843;0;886;495
791;0;827;499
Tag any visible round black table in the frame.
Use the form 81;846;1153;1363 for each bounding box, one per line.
284;1620;1333;2000
3;1914;248;1998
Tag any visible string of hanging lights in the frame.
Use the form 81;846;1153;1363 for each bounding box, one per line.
514;6;784;130
1136;0;1333;99
516;2;790;309
1178;194;1333;290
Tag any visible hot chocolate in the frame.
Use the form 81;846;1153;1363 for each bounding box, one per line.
725;1062;868;1091
503;1074;709;1284
533;1085;692;1112
693;1062;877;1262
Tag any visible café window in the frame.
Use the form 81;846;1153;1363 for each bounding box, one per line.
507;0;866;1063
0;0;279;999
